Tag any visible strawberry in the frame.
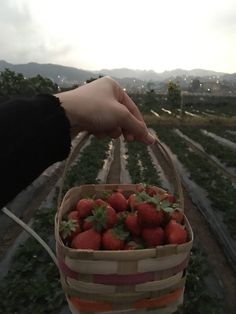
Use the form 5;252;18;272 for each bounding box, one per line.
161;193;176;204
136;183;145;193
60;219;81;244
142;227;165;247
137;203;164;227
165;220;187;245
145;185;158;197
76;198;94;218
125;213;141;236
170;209;184;224
124;240;143;250
82;218;93;230
71;229;101;250
102;226;129;250
94;198;108;207
68;210;79;221
127;194;138;211
107;192;128;212
87;205;118;231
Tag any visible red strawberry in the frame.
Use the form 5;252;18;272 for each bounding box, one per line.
142;227;165;247
137;203;164;227
104;206;118;229
107;192;128;212
145;185;158;196
165;220;187;245
102;227;129;250
82;218;93;230
161;193;176;204
76;199;94;218
68;210;79;221
170;209;184;224
125;213;141;236
71;229;101;250
94;198;108;207
128;194;138;211
88;205;118;231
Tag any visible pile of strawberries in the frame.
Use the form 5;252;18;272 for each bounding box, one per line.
60;185;188;250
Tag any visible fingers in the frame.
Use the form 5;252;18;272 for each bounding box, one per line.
117;103;155;144
120;90;144;122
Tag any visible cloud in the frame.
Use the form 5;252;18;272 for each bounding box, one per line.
0;0;73;65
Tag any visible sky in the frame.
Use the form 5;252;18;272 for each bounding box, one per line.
1;0;236;73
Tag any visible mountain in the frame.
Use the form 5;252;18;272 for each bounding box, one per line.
99;68;226;81
0;60;95;86
97;68;159;80
0;60;232;86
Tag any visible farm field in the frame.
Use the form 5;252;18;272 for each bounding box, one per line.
0;94;236;314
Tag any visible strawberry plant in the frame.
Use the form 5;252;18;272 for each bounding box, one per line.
126;141;162;186
152;125;236;237
179;126;236;168
0;137;111;313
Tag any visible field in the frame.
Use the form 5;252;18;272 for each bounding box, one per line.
0;94;236;314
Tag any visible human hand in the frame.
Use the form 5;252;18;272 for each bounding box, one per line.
58;76;155;144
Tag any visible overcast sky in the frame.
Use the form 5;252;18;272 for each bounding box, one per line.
1;0;236;73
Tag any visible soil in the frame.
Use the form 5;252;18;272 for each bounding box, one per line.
2;135;236;313
151;142;236;312
104;139;236;312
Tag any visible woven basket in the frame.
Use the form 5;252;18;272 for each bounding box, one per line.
55;134;193;314
55;184;193;314
2;133;193;314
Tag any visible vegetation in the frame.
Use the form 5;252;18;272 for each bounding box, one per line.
179;126;236;168
167;82;181;115
0;137;110;313
152;125;236;237
0;69;58;98
125;140;224;314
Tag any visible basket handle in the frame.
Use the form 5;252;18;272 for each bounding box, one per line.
57;131;89;209
152;133;184;211
1;206;58;267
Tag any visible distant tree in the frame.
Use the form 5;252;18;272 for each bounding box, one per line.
0;69;57;97
167;82;181;115
86;75;103;84
190;79;201;93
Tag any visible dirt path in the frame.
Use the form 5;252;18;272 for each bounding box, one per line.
151;143;236;312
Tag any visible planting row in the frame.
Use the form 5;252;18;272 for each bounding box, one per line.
177;126;236;170
152;126;236;240
125;140;224;314
0;137;111;314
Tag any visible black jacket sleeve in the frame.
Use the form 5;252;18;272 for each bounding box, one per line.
0;94;71;208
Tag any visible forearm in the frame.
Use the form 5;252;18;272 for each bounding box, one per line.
0;94;71;207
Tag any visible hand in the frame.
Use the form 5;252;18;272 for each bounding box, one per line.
57;76;155;144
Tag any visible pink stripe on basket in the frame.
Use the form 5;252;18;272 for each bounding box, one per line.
58;257;189;284
94;272;154;285
58;258;78;279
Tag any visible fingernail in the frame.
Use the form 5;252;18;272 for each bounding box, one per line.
146;133;155;144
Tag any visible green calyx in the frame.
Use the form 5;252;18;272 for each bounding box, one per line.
136;191;176;213
88;205;108;232
112;225;130;241
60;219;78;239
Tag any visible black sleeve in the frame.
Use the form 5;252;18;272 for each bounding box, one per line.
0;94;71;208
